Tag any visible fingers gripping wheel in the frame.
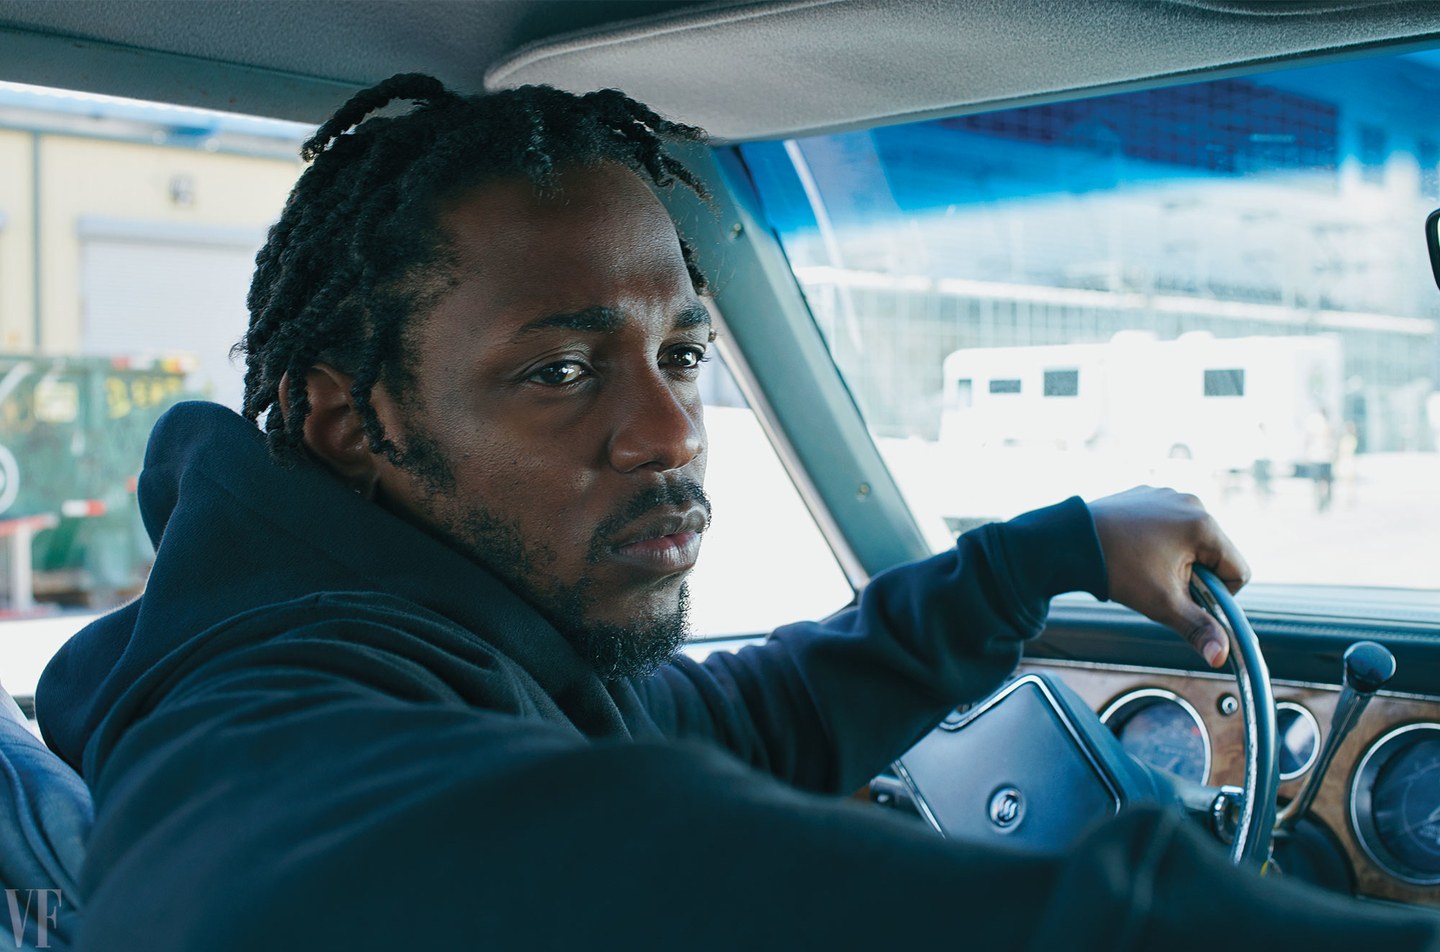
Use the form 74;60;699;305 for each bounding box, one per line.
1189;565;1279;867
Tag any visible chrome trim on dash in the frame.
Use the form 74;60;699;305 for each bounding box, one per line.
1349;722;1440;887
1275;701;1321;781
1099;687;1212;786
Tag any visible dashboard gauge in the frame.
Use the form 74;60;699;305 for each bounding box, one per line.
1351;723;1440;886
1276;701;1320;781
1100;689;1210;784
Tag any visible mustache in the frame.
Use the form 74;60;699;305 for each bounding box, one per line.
588;477;712;562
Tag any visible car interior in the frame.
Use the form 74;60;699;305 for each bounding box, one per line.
0;0;1437;924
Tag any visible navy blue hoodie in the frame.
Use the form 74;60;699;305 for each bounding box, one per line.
42;401;1433;950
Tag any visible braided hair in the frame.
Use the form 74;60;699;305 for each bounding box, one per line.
238;73;710;461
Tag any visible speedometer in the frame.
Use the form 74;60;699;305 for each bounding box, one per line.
1351;723;1440;886
1099;689;1210;784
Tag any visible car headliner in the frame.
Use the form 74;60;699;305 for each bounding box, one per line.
1;0;1440;140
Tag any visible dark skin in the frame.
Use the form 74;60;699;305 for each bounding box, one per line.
298;162;712;640
292;161;1249;669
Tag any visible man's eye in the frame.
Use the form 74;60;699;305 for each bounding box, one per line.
530;361;588;386
666;346;710;371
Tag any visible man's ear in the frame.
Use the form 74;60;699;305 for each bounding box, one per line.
280;363;379;494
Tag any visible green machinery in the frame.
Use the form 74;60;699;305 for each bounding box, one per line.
0;355;199;608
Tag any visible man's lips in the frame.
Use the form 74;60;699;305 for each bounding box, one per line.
605;507;708;575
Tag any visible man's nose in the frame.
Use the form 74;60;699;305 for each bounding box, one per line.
606;370;705;473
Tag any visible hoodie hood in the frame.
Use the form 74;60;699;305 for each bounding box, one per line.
37;401;639;779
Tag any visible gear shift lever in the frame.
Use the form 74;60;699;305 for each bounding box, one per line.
1276;640;1395;831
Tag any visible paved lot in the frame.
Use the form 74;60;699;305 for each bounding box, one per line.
884;441;1440;590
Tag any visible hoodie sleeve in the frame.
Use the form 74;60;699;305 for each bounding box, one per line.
637;496;1108;794
77;657;1440;952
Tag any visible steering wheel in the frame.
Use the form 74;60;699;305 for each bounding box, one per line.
1190;564;1278;867
894;565;1279;869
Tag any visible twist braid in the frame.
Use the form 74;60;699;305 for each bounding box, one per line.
238;74;709;462
301;73;459;161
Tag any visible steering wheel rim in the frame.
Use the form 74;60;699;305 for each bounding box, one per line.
891;565;1280;868
1190;565;1279;867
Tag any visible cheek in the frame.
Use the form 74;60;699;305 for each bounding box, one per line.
447;429;603;535
483;423;596;482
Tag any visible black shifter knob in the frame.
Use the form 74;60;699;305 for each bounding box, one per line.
1278;639;1397;832
1343;641;1396;695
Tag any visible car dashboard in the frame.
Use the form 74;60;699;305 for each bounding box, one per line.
866;588;1440;911
1015;655;1440;906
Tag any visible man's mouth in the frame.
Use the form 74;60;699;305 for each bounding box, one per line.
606;506;708;575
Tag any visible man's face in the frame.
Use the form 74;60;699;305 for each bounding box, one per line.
366;162;711;678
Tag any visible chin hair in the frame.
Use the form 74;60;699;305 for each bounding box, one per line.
392;436;694;681
561;584;691;681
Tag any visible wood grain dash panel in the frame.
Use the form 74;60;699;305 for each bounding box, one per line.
1018;659;1440;908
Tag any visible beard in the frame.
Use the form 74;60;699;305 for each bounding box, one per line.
391;425;708;680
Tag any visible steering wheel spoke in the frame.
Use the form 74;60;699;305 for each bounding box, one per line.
893;566;1279;868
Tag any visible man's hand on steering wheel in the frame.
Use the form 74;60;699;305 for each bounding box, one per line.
1089;486;1251;669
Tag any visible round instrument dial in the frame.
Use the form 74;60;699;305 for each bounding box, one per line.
1100;689;1210;784
1351;723;1440;886
1276;701;1320;781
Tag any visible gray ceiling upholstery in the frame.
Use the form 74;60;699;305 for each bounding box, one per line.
0;0;1438;140
489;0;1440;140
0;0;725;122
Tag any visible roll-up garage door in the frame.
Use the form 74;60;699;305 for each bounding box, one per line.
79;234;258;411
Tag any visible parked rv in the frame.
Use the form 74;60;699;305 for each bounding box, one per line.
939;331;1343;474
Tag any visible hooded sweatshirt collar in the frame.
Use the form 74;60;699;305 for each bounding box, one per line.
38;401;649;778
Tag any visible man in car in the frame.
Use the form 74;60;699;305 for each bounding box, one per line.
33;75;1439;949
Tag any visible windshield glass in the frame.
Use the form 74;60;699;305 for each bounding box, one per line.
739;48;1440;591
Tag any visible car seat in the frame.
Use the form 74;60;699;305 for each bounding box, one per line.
0;680;89;949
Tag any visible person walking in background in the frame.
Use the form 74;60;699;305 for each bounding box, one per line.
1302;407;1337;513
1336;421;1359;509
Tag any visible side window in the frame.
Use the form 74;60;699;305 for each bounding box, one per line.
0;81;852;715
0;83;309;709
689;348;853;637
1043;369;1079;397
952;378;974;409
1203;368;1245;398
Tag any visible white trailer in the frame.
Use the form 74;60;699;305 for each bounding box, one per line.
938;331;1343;472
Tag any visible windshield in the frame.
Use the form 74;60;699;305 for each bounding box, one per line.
739;48;1440;591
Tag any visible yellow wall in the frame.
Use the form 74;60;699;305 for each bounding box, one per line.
0;129;34;350
37;136;303;354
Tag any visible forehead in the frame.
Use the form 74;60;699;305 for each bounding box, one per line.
431;163;697;328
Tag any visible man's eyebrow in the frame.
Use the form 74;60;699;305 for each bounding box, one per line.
512;306;624;339
512;302;712;339
674;301;713;332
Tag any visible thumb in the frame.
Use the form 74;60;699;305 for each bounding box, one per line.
1167;601;1230;668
